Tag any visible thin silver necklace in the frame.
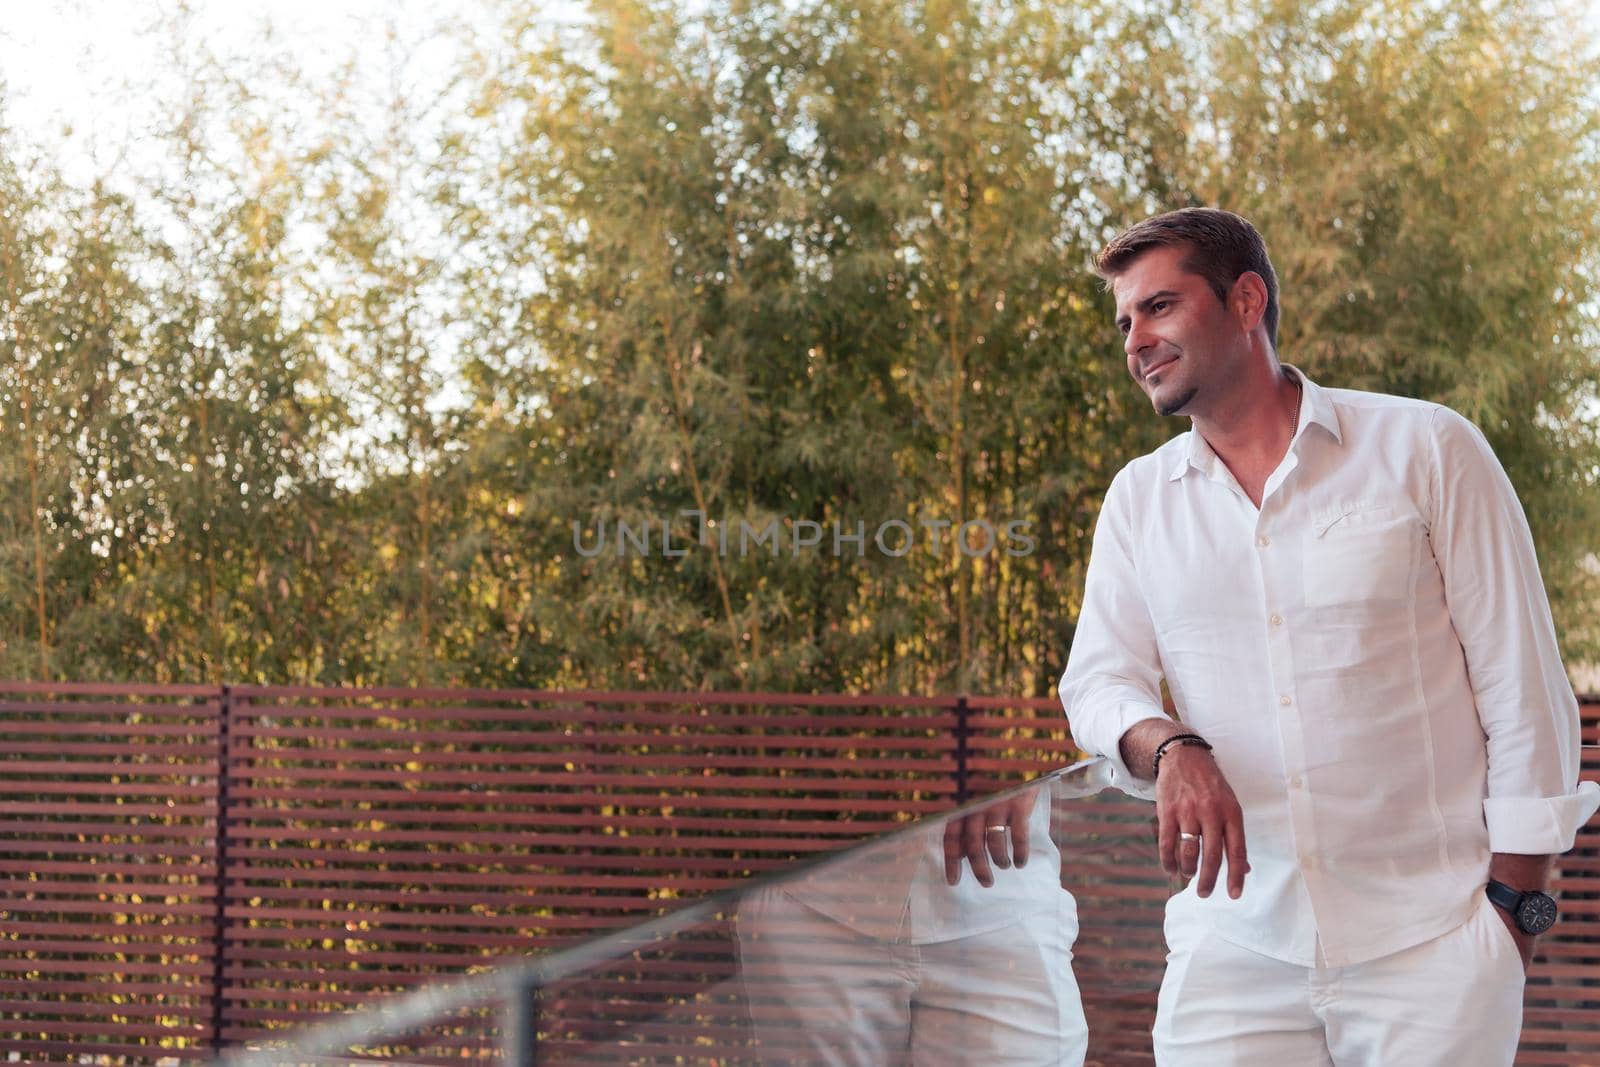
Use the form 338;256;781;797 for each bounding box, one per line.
1287;372;1303;438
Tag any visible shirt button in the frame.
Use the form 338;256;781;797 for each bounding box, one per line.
1270;613;1284;626
1303;855;1319;872
1290;776;1304;789
1256;535;1270;547
1279;695;1292;707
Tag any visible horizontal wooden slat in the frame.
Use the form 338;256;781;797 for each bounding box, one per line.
1;740;222;758
232;722;964;751
0;759;219;778
217;948;534;970
0;956;214;978
0;996;210;1019
224;873;721;905
237;748;959;773
0;977;211;997
0;800;218;819
227;785;952;811
231;684;972;707
0;1017;212;1039
235;707;957;733
0;697;218;717
223;903;748;929
220;883;713;908
0;822;217;842
0;780;218;799
227;766;956;794
227;870;761;895
0;719;217;738
0;861;217;882
231;807;905;833
225;827;848;851
0;895;214;919
0;936;215;958
0;1038;210;1059
0;839;218;860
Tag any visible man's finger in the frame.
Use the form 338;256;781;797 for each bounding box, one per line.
1195;819;1224;898
1010;805;1030;869
1157;807;1178;877
942;819;965;886
1178;830;1202;880
984;820;1012;870
1224;806;1250;899
963;814;994;887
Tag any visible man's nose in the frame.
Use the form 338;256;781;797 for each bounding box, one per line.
1124;323;1153;360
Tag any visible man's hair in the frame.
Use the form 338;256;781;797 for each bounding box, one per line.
1094;208;1280;351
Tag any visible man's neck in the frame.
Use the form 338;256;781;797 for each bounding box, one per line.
1189;360;1301;507
1192;361;1299;467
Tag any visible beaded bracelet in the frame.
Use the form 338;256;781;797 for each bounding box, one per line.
1151;733;1212;777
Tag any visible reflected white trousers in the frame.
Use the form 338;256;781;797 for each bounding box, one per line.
1154;892;1526;1066
737;887;1087;1065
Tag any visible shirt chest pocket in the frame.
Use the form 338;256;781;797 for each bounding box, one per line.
1302;506;1418;609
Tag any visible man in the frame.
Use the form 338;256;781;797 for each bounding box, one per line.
1057;207;1598;1064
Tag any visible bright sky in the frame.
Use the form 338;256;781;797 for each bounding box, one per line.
0;0;592;458
0;0;591;185
5;0;1595;173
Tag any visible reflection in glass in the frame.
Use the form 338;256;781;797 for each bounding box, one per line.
736;780;1088;1065
215;761;1129;1065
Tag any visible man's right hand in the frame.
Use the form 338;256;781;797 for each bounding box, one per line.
1155;745;1250;900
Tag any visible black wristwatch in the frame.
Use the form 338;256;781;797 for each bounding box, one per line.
1485;878;1558;935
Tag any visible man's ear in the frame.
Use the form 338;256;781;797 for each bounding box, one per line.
1229;271;1268;333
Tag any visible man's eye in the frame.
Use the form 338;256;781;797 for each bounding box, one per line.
1151;301;1169;313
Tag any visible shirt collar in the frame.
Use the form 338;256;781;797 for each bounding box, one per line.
1166;363;1343;483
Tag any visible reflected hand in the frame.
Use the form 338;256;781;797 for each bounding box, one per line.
1156;746;1249;900
942;790;1036;887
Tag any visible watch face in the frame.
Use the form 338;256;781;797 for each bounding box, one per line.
1517;892;1558;935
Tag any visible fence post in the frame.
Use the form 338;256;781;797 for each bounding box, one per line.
212;685;234;1052
503;971;541;1066
953;694;971;805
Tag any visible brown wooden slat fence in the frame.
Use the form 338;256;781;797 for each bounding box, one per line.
1;681;1598;1064
1;683;1081;1061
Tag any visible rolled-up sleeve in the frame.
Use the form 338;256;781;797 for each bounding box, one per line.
1427;406;1600;853
1058;465;1169;801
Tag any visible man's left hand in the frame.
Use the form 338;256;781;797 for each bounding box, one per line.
1492;906;1535;973
1487;853;1554;974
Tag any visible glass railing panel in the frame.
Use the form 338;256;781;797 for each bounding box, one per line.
218;758;1152;1065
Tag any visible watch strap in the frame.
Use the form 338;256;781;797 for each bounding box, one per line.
1484;878;1524;914
1486;878;1558;935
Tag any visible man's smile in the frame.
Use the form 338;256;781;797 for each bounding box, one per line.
1142;354;1179;381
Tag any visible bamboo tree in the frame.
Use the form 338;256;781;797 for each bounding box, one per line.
1;0;1595;687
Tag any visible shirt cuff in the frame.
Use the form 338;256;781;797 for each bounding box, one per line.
1083;700;1168;802
1484;780;1600;854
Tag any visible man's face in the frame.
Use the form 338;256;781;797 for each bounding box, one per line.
1111;244;1244;417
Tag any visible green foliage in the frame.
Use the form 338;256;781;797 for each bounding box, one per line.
442;0;1144;693
1;0;1596;690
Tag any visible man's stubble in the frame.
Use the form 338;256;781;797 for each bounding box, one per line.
1156;387;1199;417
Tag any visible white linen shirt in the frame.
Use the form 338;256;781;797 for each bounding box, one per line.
1058;365;1599;967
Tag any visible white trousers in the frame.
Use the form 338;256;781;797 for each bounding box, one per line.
737;887;1087;1065
1154;892;1526;1066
